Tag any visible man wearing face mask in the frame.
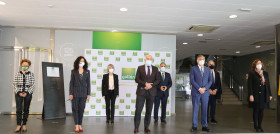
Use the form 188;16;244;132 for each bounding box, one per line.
190;55;212;132
207;60;222;124
134;55;161;133
102;64;119;124
153;62;172;124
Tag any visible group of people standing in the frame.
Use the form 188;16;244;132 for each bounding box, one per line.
12;54;272;133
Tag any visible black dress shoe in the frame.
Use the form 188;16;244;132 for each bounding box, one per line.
161;119;167;124
154;119;158;123
259;128;264;132
211;119;217;124
202;127;211;132
111;120;114;124
191;127;197;132
255;128;260;132
106;120;110;124
134;128;139;133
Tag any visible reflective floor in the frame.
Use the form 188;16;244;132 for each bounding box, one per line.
1;98;280;134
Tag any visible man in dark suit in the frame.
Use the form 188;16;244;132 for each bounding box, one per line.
207;60;222;124
190;55;212;132
134;55;160;133
154;62;172;124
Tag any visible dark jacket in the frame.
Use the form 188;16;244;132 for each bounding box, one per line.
135;65;161;96
209;70;222;99
102;73;119;96
247;70;272;106
69;69;91;97
156;71;172;97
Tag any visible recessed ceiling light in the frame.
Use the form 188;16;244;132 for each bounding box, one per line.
120;8;128;12
111;30;118;32
48;5;54;8
0;1;6;5
239;8;252;12
217;38;221;40
197;34;203;37
235;51;241;54
229;14;238;19
256;45;261;48
182;42;188;45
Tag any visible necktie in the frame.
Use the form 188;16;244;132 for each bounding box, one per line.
162;72;165;81
200;67;204;77
147;66;151;78
212;71;215;84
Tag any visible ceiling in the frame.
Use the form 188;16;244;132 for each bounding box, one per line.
0;0;279;60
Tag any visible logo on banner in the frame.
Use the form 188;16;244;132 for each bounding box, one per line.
131;99;136;103
138;58;143;62
126;93;131;97
120;99;125;103
131;111;135;115
91;80;96;85
122;68;136;80
92;68;97;73
88;62;91;66
97;74;102;79
121;51;126;56
166;111;170;115
110;51;115;55
84;111;89;115
127;57;132;62
97;62;102;67
133;52;138;56
144;52;149;56
119;111;124;115
155;53;160;57
97;86;101;91
104;57;109;61
102;105;106;109
126;105;130;109
91;105;95;109
96;99;101;103
166;64;170;69
103;68;108;73
92;56;97;61
86;50;91;55
155;64;159;68
166;53;171;57
116;57;120;62
91;92;96;97
161;59;165;63
115;105;119;109
98;50;103;55
96;111;101;115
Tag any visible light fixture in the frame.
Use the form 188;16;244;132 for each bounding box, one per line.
217;38;221;41
235;51;240;54
0;1;6;5
111;30;118;32
229;14;238;19
48;5;54;8
182;42;188;45
120;8;128;12
197;34;203;37
255;45;261;48
239;8;252;12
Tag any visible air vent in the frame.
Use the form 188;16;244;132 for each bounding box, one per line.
187;25;220;33
250;41;274;46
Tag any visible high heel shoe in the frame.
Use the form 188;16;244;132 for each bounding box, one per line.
75;129;80;133
14;127;21;133
22;125;27;132
22;129;27;132
79;128;83;132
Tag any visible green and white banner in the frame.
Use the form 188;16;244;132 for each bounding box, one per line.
84;49;172;116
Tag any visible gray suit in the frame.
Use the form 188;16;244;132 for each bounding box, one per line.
134;65;160;129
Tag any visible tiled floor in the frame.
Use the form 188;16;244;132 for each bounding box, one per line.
1;98;280;134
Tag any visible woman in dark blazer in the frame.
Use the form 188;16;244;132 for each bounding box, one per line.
248;59;272;133
69;56;90;133
102;64;119;124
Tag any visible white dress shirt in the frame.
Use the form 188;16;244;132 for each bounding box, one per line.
109;74;114;90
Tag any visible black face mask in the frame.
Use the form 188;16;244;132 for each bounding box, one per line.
209;65;215;69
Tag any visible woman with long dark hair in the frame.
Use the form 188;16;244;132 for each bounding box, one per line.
69;56;91;133
248;59;272;132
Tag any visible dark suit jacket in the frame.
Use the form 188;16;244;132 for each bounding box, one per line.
102;73;119;96
209;70;222;99
248;70;272;104
190;66;212;96
69;69;91;97
156;71;172;97
135;65;160;96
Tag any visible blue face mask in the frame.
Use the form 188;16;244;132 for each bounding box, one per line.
146;60;152;66
160;67;166;72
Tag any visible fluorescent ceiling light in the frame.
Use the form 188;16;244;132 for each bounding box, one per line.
0;1;6;5
239;8;252;12
235;51;240;54
256;45;261;48
197;34;203;37
229;14;238;19
182;42;188;45
120;8;128;12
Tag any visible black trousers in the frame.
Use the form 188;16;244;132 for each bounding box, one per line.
134;91;154;129
15;94;32;125
72;97;87;125
253;108;264;129
154;94;168;120
105;90;116;120
207;95;217;120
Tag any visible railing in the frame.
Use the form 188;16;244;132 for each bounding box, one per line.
223;67;244;101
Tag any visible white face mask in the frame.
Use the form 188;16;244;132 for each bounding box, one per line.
256;64;262;70
198;60;205;66
79;62;85;67
146;60;152;66
109;69;114;73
